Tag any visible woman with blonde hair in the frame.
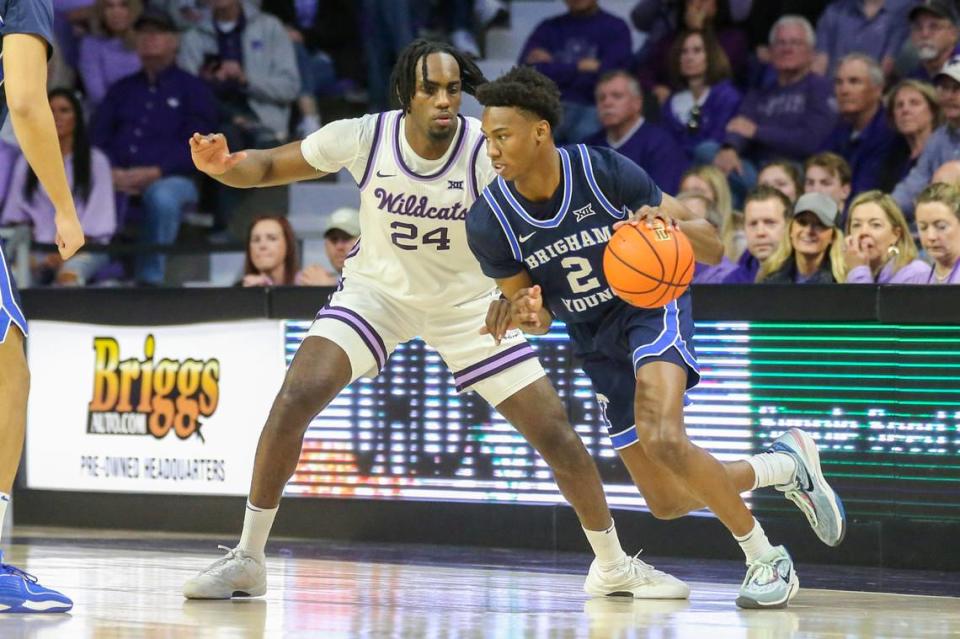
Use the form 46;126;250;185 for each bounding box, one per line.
916;182;960;284
757;192;846;284
842;191;929;284
679;164;742;260
78;0;144;109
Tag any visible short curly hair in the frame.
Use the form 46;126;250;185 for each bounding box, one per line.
475;66;563;130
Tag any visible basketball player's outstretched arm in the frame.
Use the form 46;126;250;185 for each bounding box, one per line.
618;194;724;266
4;34;84;259
481;271;553;343
190;133;325;188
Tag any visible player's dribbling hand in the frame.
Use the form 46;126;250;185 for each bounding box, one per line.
190;133;248;175
613;206;679;232
54;208;86;260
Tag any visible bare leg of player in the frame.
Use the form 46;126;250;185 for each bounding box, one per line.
183;336;352;599
0;332;29;499
619;361;798;608
496;377;689;599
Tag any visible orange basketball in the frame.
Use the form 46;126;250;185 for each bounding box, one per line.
603;220;695;309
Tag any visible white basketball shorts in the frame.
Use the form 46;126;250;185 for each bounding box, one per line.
306;282;545;407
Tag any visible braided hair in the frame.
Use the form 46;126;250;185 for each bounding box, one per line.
389;39;487;112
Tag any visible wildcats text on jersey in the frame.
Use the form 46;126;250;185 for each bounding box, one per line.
373;187;467;221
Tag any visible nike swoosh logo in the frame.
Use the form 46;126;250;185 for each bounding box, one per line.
519;232;536;243
376;170;395;178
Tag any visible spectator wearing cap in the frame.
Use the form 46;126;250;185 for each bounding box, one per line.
711;16;837;198
916;181;960;283
78;0;144;110
842;190;930;283
907;0;960;83
585;71;688;194
822;54;899;197
812;0;911;79
805;152;853;221
91;9;218;285
177;0;300;149
893;55;960;219
661;28;742;162
722;185;793;284
295;207;361;286
756;191;846;283
518;0;632;144
877;79;941;192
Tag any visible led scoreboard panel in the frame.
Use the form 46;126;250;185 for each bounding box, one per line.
283;321;960;523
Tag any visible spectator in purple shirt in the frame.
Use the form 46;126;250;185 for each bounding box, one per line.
1;89;115;286
91;9;218;285
878;80;941;192
722;185;792;283
661;28;742;162
916;182;960;283
906;0;960;83
812;0;911;79
822;54;898;198
711;16;837;201
519;0;632;143
632;0;749;101
841;191;930;283
682;192;739;282
78;0;143;110
585;71;688;194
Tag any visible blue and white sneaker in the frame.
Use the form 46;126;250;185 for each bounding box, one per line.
736;546;799;609
769;428;847;547
0;551;73;613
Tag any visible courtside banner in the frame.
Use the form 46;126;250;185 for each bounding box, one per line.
25;320;286;495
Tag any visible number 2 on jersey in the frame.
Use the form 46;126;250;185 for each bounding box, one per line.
390;221;451;251
561;257;601;293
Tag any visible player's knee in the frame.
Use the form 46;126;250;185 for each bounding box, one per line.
273;372;338;423
644;495;686;520
537;424;588;472
638;429;689;470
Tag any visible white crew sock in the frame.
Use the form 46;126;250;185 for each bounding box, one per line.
583;520;628;570
746;451;797;490
0;493;8;545
735;518;774;563
237;500;278;559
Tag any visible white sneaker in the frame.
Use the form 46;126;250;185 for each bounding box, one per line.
583;554;690;599
183;546;267;600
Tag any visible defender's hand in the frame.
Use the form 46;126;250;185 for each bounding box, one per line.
190;133;248;176
54;210;85;260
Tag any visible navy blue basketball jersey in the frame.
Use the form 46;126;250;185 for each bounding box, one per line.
0;0;55;126
467;145;663;324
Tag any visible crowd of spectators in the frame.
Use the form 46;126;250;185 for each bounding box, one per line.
3;0;960;287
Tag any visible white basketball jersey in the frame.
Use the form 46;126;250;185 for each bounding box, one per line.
342;110;494;306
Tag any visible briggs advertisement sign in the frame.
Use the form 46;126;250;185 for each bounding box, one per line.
25;320;285;495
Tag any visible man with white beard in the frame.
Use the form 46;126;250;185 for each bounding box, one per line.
907;0;960;83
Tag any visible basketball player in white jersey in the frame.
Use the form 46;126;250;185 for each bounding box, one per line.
182;40;688;600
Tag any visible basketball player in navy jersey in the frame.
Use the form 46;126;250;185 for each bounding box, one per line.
466;66;846;609
184;40;690;601
0;0;84;614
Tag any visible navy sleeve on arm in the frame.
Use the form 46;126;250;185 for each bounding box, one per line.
591;147;663;212
466;199;525;280
0;0;54;43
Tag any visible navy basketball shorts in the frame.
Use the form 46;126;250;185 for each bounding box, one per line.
569;294;700;450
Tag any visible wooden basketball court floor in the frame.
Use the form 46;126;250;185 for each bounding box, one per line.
1;528;957;638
